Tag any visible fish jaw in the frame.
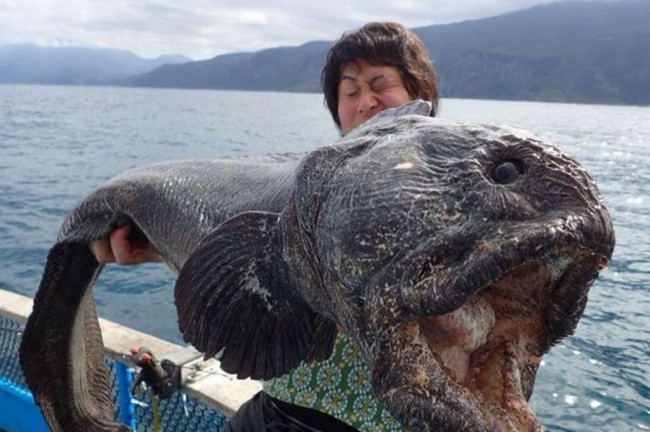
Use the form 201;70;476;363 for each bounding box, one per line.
373;317;544;432
363;244;608;431
356;197;614;431
371;319;489;432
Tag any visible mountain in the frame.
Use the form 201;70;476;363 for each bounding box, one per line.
0;45;192;85
126;0;650;105
415;0;650;105
2;1;648;105
122;41;331;93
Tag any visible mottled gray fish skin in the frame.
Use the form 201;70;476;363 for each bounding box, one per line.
20;158;304;431
274;107;614;431
21;100;614;432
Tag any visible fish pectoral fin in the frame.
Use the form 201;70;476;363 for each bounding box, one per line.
174;211;336;380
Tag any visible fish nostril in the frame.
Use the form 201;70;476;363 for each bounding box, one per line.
415;255;443;283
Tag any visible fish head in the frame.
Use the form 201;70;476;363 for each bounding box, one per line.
282;109;615;431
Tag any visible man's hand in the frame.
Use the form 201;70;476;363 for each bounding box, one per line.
90;225;162;265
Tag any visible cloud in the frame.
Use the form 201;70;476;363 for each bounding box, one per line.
0;0;616;60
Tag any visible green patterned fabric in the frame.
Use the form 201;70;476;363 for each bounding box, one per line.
263;333;406;431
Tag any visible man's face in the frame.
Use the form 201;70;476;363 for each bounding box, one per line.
337;59;412;135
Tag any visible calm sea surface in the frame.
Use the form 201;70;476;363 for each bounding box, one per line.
1;85;648;431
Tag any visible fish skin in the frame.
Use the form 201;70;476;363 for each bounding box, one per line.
271;112;614;430
20;158;307;431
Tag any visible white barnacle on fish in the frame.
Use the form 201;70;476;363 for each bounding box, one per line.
243;261;273;311
394;161;415;170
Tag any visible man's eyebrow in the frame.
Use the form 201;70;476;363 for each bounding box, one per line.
340;75;359;82
367;74;388;85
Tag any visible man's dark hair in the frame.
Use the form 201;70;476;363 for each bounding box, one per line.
321;22;439;128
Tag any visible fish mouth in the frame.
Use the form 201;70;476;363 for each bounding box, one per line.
390;241;610;431
412;260;555;431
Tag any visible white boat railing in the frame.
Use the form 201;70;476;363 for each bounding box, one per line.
0;288;262;431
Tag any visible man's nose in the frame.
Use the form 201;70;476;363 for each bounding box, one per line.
357;88;379;113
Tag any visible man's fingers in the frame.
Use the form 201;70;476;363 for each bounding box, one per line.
111;225;161;264
90;224;161;265
111;225;138;264
90;237;116;263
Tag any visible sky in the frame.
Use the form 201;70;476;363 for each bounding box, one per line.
0;0;608;60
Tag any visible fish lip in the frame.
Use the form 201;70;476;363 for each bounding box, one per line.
397;216;613;321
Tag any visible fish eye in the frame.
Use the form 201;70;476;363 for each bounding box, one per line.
491;159;523;184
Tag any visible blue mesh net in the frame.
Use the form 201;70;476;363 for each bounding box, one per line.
1;315;230;432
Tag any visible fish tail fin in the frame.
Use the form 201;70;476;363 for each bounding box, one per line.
20;242;129;432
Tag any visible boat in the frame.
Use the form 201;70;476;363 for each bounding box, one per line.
0;288;260;431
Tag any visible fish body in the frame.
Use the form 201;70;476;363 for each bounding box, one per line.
21;101;615;431
20;158;300;431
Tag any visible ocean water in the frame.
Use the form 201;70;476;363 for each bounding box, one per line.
0;84;648;431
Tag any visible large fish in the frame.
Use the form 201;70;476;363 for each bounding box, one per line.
20;101;615;431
